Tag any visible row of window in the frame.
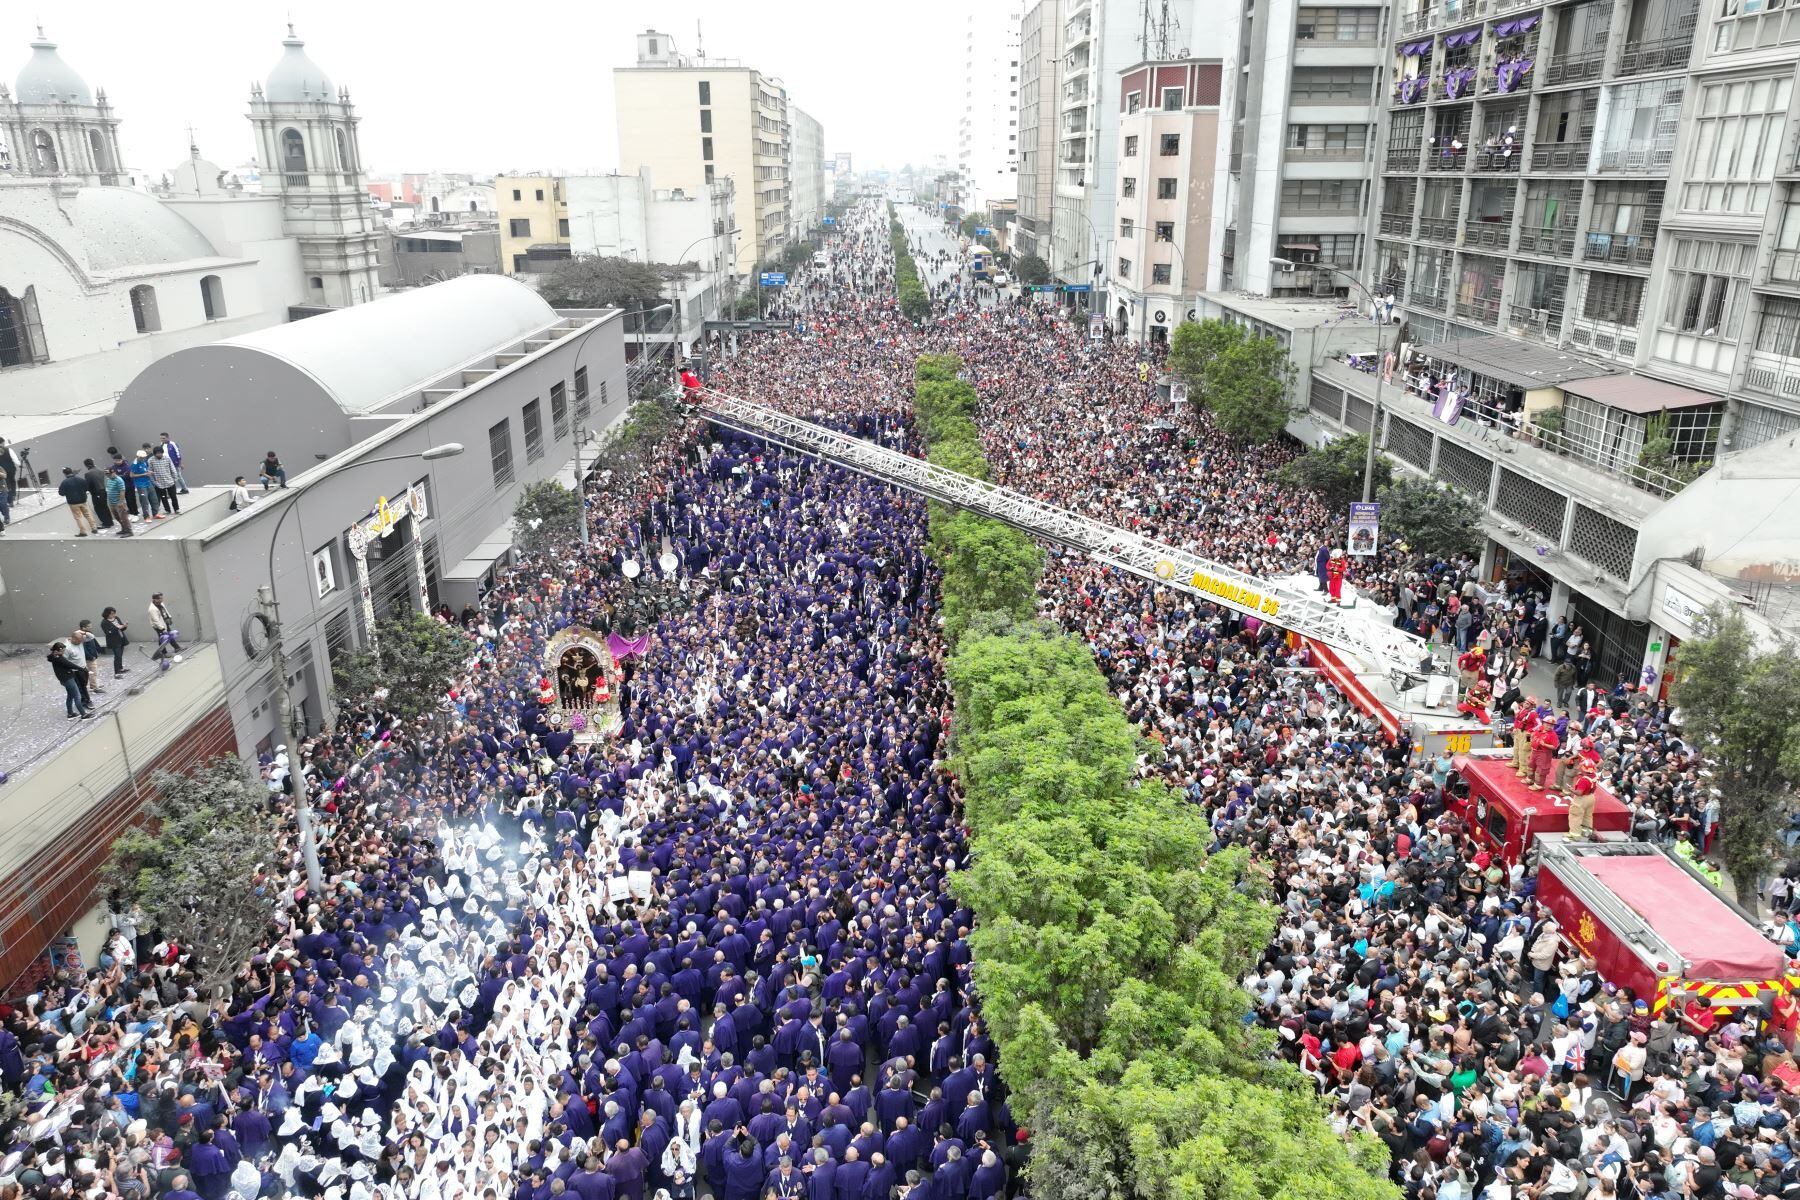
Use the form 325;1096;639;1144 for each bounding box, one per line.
1120;218;1180;240
1296;6;1383;40
487;369;599;489
1121;177;1180;199
126;278;229;333
1116;258;1176;284
1122;134;1184;156
507;218;571;239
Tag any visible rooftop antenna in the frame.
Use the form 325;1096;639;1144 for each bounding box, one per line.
696;19;704;60
186;124;199;158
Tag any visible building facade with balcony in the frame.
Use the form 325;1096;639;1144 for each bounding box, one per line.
1368;0;1800;453
1208;0;1388;299
957;0;1026;215
614;30;808;275
1046;0;1230;311
1106;59;1223;341
1017;0;1064;262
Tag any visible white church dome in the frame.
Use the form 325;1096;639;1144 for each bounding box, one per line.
15;29;93;106
71;187;218;271
264;28;334;102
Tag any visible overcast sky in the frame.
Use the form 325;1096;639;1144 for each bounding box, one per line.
10;2;961;178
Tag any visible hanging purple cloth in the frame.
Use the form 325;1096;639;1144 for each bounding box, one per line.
1400;75;1428;103
608;631;652;659
1495;19;1518;36
1445;65;1477;98
1518;13;1540;31
1497;59;1534;92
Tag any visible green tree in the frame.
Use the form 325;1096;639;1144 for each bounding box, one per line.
536;255;668;309
1166;318;1246;402
1278;434;1392;510
1203;334;1296;443
512;480;581;554
930;509;1043;644
1015;254;1051;285
1672;605;1800;899
102;756;280;996
1379;476;1484;560
333;612;473;719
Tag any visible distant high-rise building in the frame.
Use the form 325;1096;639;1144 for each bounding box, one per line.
958;0;1026;215
614;29;818;274
1016;0;1062;263
790;107;826;238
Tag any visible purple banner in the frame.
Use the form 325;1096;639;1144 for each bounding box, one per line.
608;632;652;660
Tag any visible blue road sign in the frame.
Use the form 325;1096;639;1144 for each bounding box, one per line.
975;227;992;236
823;216;837;225
759;272;788;287
1065;283;1092;294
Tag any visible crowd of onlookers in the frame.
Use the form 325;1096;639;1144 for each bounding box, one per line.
0;198;1783;1200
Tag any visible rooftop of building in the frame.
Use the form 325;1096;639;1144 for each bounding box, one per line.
1201;291;1368;330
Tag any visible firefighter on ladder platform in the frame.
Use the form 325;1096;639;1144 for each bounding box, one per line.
680;363;703;405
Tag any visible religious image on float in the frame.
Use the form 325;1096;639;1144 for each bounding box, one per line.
538;626;622;742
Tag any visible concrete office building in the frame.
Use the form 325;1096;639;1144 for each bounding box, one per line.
382;226;501;288
1105;59;1223;342
0;273;629;989
564;171;738;352
957;0;1026;215
790;107;826;239
496;175;569;276
1016;0;1063;262
615;30;811;275
1207;0;1387;298
1048;0;1229;310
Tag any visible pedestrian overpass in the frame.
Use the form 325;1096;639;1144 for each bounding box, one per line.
694;388;1474;743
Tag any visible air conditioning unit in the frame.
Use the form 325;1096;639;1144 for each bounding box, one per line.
1272;258;1297;273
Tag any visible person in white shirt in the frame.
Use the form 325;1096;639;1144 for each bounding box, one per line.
230;476;254;512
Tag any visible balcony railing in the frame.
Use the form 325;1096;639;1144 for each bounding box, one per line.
1379;211;1416;235
1427;146;1468;170
1472;147;1521;172
1454;295;1504;324
1287;146;1368;161
1767;248;1800;286
284;172;308;188
1596;144;1674;172
1517;224;1577;257
1742;348;1800;403
1543;44;1606;85
1530;142;1590;171
1401;8;1441;34
1463;219;1513;248
1386;148;1425;171
1616;24;1696;75
1419;216;1459;241
1566;315;1641;360
1582;230;1657;267
1411;285;1448;309
1481;61;1536;96
1507;301;1565;337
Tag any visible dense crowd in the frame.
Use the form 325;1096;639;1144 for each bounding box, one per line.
0;196;1781;1200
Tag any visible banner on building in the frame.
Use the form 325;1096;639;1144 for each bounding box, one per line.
1348;502;1380;556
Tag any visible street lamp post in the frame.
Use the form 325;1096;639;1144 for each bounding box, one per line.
667;226;742;353
259;441;463;893
1316;264;1396;504
1050;203;1103;306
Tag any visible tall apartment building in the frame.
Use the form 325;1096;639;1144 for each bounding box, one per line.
1207;0;1387;298
1105;59;1223;342
1227;0;1800;697
615;29;810;275
496;175;568;276
1365;0;1800;451
790;106;826;238
1048;0;1229;311
958;0;1027;214
1017;0;1064;261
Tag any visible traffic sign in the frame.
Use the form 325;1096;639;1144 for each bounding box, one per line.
759;272;788;287
975;226;992;236
822;216;837;226
1065;283;1092;294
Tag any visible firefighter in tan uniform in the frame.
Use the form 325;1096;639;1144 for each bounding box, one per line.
1567;770;1599;841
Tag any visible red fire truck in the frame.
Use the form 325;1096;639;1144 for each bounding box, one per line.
1444;751;1632;865
1536;839;1795;1014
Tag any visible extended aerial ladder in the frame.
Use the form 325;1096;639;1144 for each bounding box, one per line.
694;387;1462;733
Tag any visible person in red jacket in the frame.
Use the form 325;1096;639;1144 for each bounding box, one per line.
1530;721;1561;791
1326;549;1348;604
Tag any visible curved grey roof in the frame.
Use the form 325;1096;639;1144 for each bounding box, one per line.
16;30;93;106
218;275;559;414
265;30;334;102
72;187;218;271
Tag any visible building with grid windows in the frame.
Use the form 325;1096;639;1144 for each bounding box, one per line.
1206;1;1388;299
1270;0;1800;688
1016;0;1063;263
956;0;1026;215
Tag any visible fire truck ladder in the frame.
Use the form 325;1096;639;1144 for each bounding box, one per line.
695;388;1436;683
